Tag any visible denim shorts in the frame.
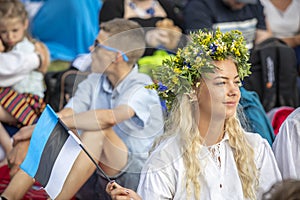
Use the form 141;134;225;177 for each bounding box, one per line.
75;153;144;199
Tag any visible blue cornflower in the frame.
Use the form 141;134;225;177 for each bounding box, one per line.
183;61;191;68
196;50;203;57
209;43;218;54
160;99;168;113
158;82;168;91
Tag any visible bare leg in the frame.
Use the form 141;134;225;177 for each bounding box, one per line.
56;128;128;199
1;169;35;200
0;105;17;125
0;122;12;166
99;128;128;176
0;106;18;166
0;123;12;152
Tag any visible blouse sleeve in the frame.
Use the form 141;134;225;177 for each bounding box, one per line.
254;135;282;197
137;164;176;199
0;51;39;76
0;51;40;87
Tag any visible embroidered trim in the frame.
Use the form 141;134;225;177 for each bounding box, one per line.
208;143;221;169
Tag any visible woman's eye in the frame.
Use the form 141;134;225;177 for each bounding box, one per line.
215;82;226;85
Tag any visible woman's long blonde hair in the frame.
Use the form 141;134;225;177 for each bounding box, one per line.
152;92;258;199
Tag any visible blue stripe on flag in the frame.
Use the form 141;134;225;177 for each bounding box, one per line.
20;105;58;177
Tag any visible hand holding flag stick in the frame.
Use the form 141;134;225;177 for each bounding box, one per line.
20;105;114;199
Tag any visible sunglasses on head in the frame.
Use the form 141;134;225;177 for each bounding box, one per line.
93;40;129;62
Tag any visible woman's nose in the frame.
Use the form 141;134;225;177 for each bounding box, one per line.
227;82;239;96
228;91;237;97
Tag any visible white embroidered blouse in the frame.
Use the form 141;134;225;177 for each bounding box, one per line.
137;132;282;200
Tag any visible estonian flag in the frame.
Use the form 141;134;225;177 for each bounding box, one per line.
20;105;82;199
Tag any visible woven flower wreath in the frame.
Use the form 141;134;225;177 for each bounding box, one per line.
146;28;252;110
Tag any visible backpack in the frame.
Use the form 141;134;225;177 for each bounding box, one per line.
243;37;299;112
44;68;90;112
238;87;275;146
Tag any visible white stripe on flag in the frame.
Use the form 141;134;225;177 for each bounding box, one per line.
44;135;81;199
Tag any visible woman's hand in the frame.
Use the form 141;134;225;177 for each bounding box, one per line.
106;181;142;200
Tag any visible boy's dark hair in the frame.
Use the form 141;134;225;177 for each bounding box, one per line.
100;18;146;65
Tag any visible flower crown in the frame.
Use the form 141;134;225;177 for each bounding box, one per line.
146;28;252;110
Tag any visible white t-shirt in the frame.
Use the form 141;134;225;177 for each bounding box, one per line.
272;107;300;180
11;37;45;97
0;46;39;87
137;132;282;200
260;0;300;38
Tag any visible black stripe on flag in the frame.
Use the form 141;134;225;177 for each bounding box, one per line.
34;122;69;186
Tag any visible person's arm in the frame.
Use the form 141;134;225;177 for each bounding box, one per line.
0;51;40;87
6;125;35;177
57;107;74;118
61;104;135;131
254;1;272;45
0;42;49;87
279;34;300;48
255;25;273;45
60;73;135;131
34;41;50;74
11;125;35;146
6;107;75;172
0;41;49;75
0;51;39;76
0;116;38;197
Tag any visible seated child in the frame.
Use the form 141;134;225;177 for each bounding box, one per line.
0;0;49;165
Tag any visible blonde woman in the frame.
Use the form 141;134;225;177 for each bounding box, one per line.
106;29;282;199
